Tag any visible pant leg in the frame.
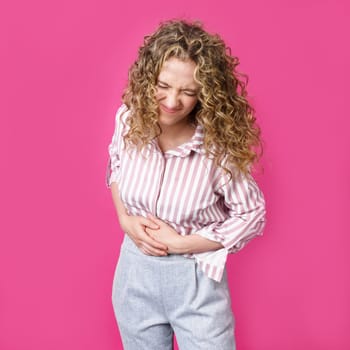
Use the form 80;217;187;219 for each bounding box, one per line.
161;260;236;350
112;234;235;349
111;241;174;350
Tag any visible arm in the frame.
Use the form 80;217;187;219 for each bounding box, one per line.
146;172;265;255
194;172;266;254
110;182;168;256
106;105;168;256
145;214;224;254
178;234;224;254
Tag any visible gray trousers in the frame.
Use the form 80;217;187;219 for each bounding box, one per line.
112;234;236;350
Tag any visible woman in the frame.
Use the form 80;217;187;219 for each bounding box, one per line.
106;19;266;350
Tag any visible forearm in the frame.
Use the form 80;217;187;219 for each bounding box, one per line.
176;234;224;254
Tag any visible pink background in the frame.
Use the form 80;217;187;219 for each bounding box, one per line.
1;0;349;349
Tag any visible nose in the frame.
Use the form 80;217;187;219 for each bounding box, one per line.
163;90;180;109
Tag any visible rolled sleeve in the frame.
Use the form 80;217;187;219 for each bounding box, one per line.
194;171;266;254
192;171;266;282
105;104;128;188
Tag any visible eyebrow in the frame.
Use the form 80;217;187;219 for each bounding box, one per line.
157;80;199;93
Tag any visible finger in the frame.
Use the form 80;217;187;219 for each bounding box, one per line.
140;242;168;256
140;217;159;229
146;236;168;251
134;234;167;255
132;239;154;256
142;230;168;250
147;213;163;225
145;231;166;249
145;227;156;239
146;229;166;248
140;247;151;255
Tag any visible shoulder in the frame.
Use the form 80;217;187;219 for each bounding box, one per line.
113;104;132;136
114;103;130;124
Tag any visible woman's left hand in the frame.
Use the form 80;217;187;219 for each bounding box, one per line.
145;214;184;254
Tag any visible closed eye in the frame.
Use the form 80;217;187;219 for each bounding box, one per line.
183;91;197;97
157;83;168;89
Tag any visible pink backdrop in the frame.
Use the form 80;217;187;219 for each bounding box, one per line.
1;0;349;349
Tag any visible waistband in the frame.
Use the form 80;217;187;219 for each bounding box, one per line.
121;233;194;262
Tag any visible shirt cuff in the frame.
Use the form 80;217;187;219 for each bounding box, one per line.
194;222;225;244
192;248;229;282
106;172;119;188
105;156;121;188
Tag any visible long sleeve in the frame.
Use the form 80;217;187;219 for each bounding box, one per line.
192;170;266;281
104;105;266;282
105;104;128;188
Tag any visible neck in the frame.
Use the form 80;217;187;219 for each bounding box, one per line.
157;122;196;152
160;123;186;137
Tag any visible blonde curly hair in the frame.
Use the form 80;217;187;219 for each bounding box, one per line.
122;19;263;179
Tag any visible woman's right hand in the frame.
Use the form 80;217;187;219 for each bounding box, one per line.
109;183;167;256
119;214;168;256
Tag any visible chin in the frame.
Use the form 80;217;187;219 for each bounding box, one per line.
158;118;175;127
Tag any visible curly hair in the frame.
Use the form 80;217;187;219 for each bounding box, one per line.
122;19;263;179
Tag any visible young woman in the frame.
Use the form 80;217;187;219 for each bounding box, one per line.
106;19;266;350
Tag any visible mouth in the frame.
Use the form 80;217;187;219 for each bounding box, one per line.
159;104;180;114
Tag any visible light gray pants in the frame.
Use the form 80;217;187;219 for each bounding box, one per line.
112;234;236;350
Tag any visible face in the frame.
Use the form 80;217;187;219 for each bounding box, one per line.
155;57;200;129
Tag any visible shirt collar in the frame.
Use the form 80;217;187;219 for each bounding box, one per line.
159;124;204;158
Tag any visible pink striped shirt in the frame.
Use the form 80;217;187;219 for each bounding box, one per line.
106;104;266;282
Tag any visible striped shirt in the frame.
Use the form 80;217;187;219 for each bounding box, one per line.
106;104;266;282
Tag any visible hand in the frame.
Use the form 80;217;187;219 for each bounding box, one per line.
119;214;168;256
145;214;184;254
